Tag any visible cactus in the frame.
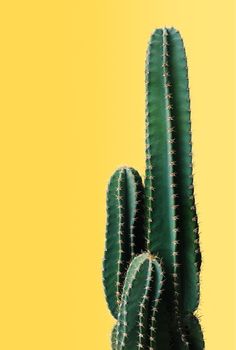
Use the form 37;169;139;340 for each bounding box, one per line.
103;27;204;349
103;167;145;318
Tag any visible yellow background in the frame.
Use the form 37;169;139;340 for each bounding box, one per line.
0;0;235;349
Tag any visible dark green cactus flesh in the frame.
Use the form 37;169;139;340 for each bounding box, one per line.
103;27;204;349
145;27;201;316
115;253;172;350
182;315;205;350
103;167;145;318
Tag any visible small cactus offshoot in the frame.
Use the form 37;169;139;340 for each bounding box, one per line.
103;27;204;349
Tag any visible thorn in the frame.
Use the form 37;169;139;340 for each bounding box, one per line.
173;262;180;267
172;239;180;245
116;195;123;200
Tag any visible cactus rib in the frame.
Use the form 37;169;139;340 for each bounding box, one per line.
115;253;164;350
103;167;145;318
145;27;201;316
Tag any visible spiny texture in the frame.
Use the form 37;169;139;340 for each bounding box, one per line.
103;27;204;349
103;167;145;318
145;27;201;316
115;253;168;350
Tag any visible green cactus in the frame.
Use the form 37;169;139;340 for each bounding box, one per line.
115;253;168;350
103;167;145;318
103;27;204;349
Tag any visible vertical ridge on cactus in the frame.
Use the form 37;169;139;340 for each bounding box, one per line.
103;167;145;318
145;26;201;319
111;324;118;350
116;253;165;350
103;27;204;349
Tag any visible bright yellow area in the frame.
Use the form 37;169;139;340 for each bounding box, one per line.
0;0;235;349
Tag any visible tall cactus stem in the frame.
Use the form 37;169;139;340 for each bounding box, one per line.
145;27;201;316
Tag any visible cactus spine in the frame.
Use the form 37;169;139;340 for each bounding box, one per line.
103;27;204;349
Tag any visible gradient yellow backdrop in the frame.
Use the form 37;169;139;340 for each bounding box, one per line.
0;1;235;349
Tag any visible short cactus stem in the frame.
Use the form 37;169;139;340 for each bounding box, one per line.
103;167;145;318
115;253;165;349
